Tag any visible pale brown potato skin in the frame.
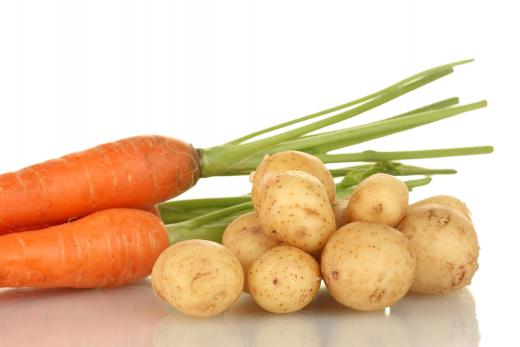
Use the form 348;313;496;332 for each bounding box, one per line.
252;151;335;210
151;240;244;318
221;212;262;248
257;171;336;255
321;222;416;311
397;205;479;294
332;196;350;229
248;246;321;313
226;225;280;291
346;173;409;227
409;195;471;221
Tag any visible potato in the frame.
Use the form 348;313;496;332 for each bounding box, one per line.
252;151;335;209
321;222;416;311
257;171;336;255
397;205;479;294
151;240;244;318
221;212;262;248
332;196;350;229
409;195;471;221
226;226;280;291
248;246;321;313
346;173;408;226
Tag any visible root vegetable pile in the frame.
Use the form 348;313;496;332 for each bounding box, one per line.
152;151;480;317
0;61;488;299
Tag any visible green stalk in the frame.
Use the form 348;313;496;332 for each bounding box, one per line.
223;61;470;146
339;176;433;197
317;146;493;163
201;68;455;176
159;196;250;224
165;202;252;244
329;164;455;177
226;145;491;174
264;100;487;154
405;177;433;190
222;97;461;173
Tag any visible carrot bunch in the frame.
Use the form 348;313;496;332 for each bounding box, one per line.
0;60;493;289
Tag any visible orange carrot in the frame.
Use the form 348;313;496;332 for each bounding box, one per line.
0;136;199;234
142;204;160;217
0;208;168;288
0;205;160;236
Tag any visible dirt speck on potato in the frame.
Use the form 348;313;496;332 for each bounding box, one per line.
321;222;416;311
398;204;479;294
151;240;244;318
248;246;321;313
346;173;409;227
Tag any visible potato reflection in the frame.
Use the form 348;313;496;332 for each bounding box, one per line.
315;290;411;347
153;310;245;347
250;313;321;347
313;288;478;347
0;280;169;347
392;288;479;347
0;283;479;347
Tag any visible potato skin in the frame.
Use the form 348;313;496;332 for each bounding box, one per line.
248;246;321;313
409;195;471;221
346;173;409;227
321;222;416;311
252;151;335;209
151;240;244;318
332;196;350;229
222;212;262;248
397;205;479;294
257;171;336;255
226;225;280;291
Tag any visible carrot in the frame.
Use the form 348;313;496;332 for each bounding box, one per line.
0;61;492;235
0;208;168;288
1;205;161;236
142;204;160;217
0;136;199;234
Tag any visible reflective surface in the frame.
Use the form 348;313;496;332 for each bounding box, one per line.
0;280;479;347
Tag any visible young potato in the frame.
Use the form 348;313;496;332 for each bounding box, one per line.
346;173;409;227
397;205;479;294
248;246;321;313
226;225;280;291
251;151;335;210
221;211;262;248
151;240;244;318
332;196;350;229
321;222;416;311
408;195;471;221
257;171;336;255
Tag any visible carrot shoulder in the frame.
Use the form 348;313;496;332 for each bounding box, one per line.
0;208;169;288
0;135;199;234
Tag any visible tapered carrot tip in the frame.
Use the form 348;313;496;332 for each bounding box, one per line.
0;208;169;289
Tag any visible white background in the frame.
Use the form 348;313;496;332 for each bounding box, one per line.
0;1;519;346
